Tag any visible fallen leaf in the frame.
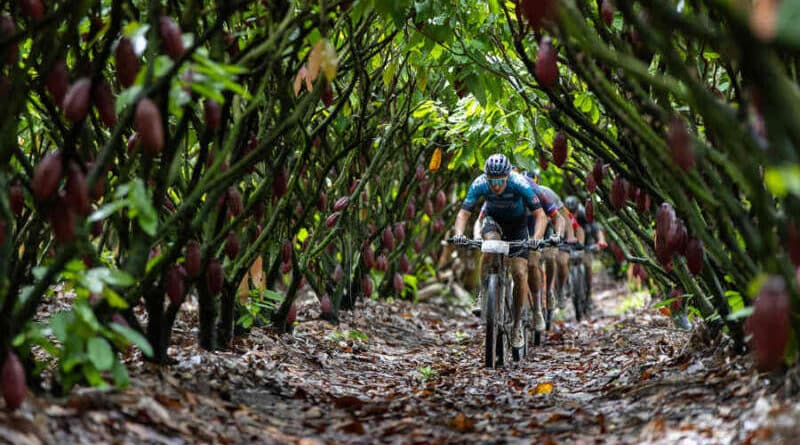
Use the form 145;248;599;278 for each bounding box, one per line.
449;412;475;432
530;382;554;395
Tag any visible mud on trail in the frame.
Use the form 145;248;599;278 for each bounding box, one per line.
2;279;799;444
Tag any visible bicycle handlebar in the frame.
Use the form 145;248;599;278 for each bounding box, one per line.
445;237;561;251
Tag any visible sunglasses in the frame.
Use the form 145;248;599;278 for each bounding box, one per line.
488;177;507;186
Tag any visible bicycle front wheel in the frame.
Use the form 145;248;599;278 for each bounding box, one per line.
484;274;500;368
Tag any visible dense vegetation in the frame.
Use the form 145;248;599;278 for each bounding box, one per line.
1;0;798;409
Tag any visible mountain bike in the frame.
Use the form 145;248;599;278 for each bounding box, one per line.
560;243;599;321
448;237;556;368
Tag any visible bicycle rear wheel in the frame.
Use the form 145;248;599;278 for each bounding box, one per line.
484;274;500;368
571;266;584;322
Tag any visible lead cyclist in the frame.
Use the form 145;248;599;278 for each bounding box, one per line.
451;154;548;349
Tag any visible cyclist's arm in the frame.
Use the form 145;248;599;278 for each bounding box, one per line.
454;209;472;236
560;208;576;240
596;225;608;248
552;210;566;237
530;208;548;240
472;210;484;239
456;177;484;236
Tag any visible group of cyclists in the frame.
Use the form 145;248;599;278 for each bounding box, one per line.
451;153;607;349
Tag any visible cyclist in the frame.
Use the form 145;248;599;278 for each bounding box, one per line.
452;154;548;349
525;171;575;315
564;196;608;313
472;167;564;333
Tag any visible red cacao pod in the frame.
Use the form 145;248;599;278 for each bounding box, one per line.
1;16;18;66
225;231;240;259
273;167;288;198
413;238;423;253
539;151;549;170
376;253;388;272
321;82;334;107
226;188;243;216
399;254;411;274
333;263;344;283
19;0;44;19
788;223;800;266
520;0;558;30
159;16;184;59
656;202;676;242
280;261;291;274
46;58;69;106
435;190;447;213
165;264;185;305
320;294;332;316
394;223;406;242
600;0;614;26
206;259;223;294
115;37;139;88
326;211;341;227
135;98;164;154
32;151;63;201
363;244;375;269
592;159;604;183
552;131;567;167
382;226;395;250
746;276;791;371
667;116;694;171
406;200;416;220
281;240;292;263
610;241;625;262
393;272;404;293
333;196;350;212
610;175;626;210
636;190;650;213
1;351;26;411
63;77;92;122
433;217;445;233
10;184;24;216
424;199;434;217
317;192;327;212
92;80;117;128
49;196;75;243
185;241;202;277
535;36;558;89
362;275;373;296
65;164;90;216
586;173;596;193
415;164;426;181
287;303;297;324
686;238;704;275
91;220;103;238
204;99;221;131
585;198;594;223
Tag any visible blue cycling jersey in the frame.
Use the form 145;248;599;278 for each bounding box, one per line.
479;178;558;217
462;172;541;223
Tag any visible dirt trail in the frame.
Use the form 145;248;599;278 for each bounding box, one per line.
2;278;797;444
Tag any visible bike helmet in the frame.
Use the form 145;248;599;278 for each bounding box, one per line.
524;169;541;183
484;154;512;176
564;195;580;212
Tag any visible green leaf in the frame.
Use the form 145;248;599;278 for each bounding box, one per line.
128;179;158;236
764;165;800;197
83;364;110;389
110;323;153;358
115;86;142;115
727;306;754;321
87;337;115;371
50;312;70;342
89;199;129;223
111;360;130;388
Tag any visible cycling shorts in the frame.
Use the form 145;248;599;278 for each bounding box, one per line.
481;215;529;259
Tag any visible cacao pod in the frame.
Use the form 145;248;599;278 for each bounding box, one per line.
746;276;791;371
63;77;92;122
225;231;240;259
1;351;26;411
610;242;625;262
376;253;388;272
393;273;404;293
667;116;694;171
19;0;44;19
135;98;164;154
46;58;69;106
49;196;75;243
424;199;434;217
317;192;327;212
65;164;90;216
636;190;650;213
280;261;291;274
204;99;221;131
406;200;416;220
362;275;373;296
399;254;411;274
91;220;103;238
321;82;334;107
433;217;445;233
552;131;567;167
363;244;375;269
656;203;676;242
226;188;243;216
592;159;604;183
435;190;447;213
610;175;626;210
788;223;800;266
333;264;344;282
273;167;288;198
585;198;594;223
165;264;185;305
686;238;704;275
287;303;297;324
333;196;350;211
1;16;18;65
539;151;549;170
10;184;24;216
92;80;117;127
206;259;224;294
281;240;292;263
519;0;557;30
32;152;62;201
382;226;395;250
320;294;333;317
185;241;202;277
535;36;558;89
115;37;139;88
586;173;596;193
394;223;406;242
325;211;341;227
600;0;614;26
413;238;423;253
415;164;425;181
159;16;184;59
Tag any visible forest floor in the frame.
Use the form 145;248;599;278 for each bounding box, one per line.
2;271;800;444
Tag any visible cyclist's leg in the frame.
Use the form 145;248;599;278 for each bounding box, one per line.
584;251;594;311
556;250;569;307
543;247;557;309
528;250;543;313
506;221;530;347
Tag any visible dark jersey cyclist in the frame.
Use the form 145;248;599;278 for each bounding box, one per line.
564;196;608;313
452;154;548;349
